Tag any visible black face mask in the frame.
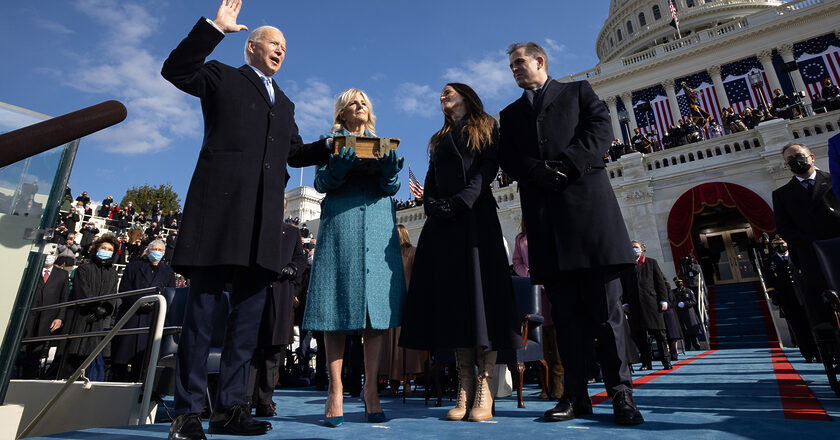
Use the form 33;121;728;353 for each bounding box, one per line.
788;156;811;175
775;245;788;254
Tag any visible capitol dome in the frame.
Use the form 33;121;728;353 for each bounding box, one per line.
598;0;784;62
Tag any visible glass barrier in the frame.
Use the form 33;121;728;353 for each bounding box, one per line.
0;102;79;401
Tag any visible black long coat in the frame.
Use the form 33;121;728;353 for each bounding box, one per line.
672;286;700;331
498;80;635;284
26;267;70;349
62;261;118;357
622;257;667;331
663;289;682;340
111;259;176;365
161;18;330;276
259;224;307;347
400;124;520;351
772;170;840;292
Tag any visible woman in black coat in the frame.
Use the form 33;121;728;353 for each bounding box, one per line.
111;239;176;381
400;83;519;423
58;234;120;380
662;280;683;361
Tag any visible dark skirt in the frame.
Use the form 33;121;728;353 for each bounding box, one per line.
399;196;520;351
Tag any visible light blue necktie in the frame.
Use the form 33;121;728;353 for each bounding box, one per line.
263;76;275;105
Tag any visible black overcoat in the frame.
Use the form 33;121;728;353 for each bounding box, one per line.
259;224;307;347
672;286;700;330
400;124;520;351
622;257;667;331
26;267;70;341
498;80;635;284
663;289;683;340
772;170;840;290
62;261;118;357
161;18;330;276
111;259;176;365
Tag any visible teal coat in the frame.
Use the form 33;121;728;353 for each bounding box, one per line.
302;130;405;331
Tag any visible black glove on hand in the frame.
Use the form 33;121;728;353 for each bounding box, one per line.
426;198;466;219
329;147;360;180
94;305;109;319
279;264;297;281
529;160;569;192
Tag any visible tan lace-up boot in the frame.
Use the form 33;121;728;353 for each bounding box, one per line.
446;348;476;421
468;350;497;422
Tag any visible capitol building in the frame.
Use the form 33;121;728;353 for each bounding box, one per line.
289;0;840;287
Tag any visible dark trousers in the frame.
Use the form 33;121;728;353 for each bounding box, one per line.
312;331;327;387
173;265;272;415
777;293;818;359
545;268;633;401
632;328;670;367
247;346;285;407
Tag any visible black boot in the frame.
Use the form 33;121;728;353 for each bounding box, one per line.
612;389;644;426
169;413;206;440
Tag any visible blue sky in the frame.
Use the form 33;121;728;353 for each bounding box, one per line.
0;0;608;206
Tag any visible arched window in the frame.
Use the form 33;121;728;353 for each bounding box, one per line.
617;29;623;41
639;13;647;27
627;21;634;34
686;0;695;7
653;5;662;20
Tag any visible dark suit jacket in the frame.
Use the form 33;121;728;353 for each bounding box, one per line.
27;267;70;338
622;257;667;331
161;18;330;275
499;79;635;283
771;169;840;286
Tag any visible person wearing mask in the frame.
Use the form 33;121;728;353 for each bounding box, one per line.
303;88;405;427
671;277;702;351
56;233;81;268
765;237;818;362
623;241;672;371
19;253;70;378
111;240;176;382
58;234;120;380
79;222;100;258
400;83;519;423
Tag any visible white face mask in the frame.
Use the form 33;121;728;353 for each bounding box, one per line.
44;255;56;266
632;247;643;259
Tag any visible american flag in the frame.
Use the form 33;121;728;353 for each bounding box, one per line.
633;85;674;145
794;34;840;98
669;0;678;19
408;166;424;200
721;57;772;114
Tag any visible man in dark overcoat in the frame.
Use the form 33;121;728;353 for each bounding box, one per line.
247;220;307;416
19;254;69;378
161;1;331;438
622;241;672;371
772;143;840;332
498;41;642;426
672;278;701;351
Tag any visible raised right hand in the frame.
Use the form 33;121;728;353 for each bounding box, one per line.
213;0;249;33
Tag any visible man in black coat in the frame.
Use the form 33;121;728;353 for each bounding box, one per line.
161;1;330;438
672;278;702;351
772;143;840;331
19;254;69;378
765;237;818;362
499;41;642;426
623;241;672;371
247;220;307;416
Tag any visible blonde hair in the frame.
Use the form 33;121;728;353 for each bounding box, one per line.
332;89;376;135
397;224;412;249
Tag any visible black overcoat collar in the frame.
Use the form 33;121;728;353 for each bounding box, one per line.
239;65;277;107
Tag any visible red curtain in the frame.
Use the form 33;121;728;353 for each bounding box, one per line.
667;182;776;272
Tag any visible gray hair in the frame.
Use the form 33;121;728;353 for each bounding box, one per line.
781;142;810;156
144;239;165;256
507;41;549;71
244;25;283;64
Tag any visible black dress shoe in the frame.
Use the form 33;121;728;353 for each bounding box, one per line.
639;364;652;371
612;390;644;426
254;405;276;417
208;403;272;435
169;413;206;440
662;362;673;370
544;396;593;422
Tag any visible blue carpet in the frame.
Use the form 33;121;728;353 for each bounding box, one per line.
34;347;839;439
711;283;771;349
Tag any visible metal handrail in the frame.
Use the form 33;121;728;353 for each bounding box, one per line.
20;326;180;344
752;248;785;348
28;287;158;312
17;294;166;438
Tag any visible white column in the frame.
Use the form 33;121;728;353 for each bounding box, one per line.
620;92;638;133
605;96;623;140
708;64;731;111
757;49;782;94
662;79;683;124
778;42;813;107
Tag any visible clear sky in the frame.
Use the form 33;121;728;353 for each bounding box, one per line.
0;0;609;206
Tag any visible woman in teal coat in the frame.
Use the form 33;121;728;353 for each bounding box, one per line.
303;88;405;426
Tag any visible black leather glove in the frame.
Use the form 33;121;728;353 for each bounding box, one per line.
529;160;569;192
279;264;297;281
94;305;109;319
425;198;461;220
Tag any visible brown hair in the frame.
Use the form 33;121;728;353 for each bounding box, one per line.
506;41;549;71
396;224;412;249
428;83;497;153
